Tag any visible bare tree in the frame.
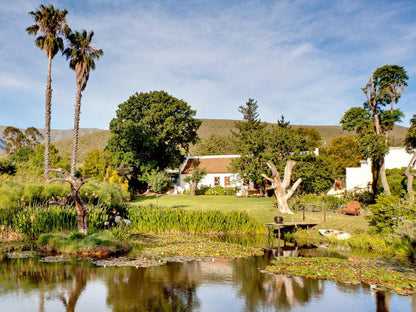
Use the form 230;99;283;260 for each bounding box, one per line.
48;168;88;234
262;160;301;214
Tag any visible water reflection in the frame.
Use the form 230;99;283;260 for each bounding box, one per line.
0;254;415;311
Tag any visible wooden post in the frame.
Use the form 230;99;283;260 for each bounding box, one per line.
303;208;305;221
323;206;326;222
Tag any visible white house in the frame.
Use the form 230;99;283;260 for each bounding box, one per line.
345;147;414;191
175;155;243;194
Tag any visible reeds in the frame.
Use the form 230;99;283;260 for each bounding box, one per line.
128;205;265;235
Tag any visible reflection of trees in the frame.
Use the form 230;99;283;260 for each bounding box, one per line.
104;262;201;312
58;267;87;312
232;255;324;311
0;257;92;311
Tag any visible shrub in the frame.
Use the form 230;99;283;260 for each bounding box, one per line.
368;195;416;234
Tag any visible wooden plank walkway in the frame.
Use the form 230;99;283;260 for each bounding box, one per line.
266;222;317;249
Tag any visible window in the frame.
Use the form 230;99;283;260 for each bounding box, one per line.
214;176;220;186
224;176;230;186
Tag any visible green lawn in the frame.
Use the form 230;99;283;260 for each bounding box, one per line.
131;195;369;233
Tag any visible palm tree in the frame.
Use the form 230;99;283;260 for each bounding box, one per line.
63;29;103;176
26;5;68;180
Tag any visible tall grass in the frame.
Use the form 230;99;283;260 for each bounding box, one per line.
10;205;110;240
128;205;265;235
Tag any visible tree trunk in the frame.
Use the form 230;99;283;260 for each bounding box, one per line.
44;55;53;180
74;190;88;235
71;89;82;176
189;181;197;196
380;160;391;195
49;168;88;235
405;153;416;203
262;160;302;215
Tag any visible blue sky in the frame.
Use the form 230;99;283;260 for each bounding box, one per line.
1;0;416;130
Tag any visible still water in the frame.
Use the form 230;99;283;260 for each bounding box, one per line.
0;252;415;312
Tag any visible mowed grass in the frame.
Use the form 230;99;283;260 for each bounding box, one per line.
131;195;369;233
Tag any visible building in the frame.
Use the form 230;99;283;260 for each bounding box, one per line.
345;147;414;191
175;155;243;194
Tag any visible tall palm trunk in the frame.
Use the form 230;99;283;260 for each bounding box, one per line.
71;89;82;176
44;54;52;180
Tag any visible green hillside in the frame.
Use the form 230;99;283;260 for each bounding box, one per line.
52;119;408;162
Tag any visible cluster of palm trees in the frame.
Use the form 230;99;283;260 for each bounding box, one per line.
26;4;103;234
26;4;103;179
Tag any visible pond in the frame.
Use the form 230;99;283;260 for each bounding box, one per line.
0;250;415;312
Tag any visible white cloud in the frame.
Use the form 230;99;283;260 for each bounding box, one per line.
1;0;416;129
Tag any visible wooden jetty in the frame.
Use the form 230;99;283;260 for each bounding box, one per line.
266;222;317;249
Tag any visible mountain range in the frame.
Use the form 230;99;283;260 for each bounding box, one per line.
0;119;409;159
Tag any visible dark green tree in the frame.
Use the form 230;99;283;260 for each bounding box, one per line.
26;4;68;180
231;99;268;194
107;91;201;189
341;65;408;194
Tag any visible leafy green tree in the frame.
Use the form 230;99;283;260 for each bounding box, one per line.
3;127;26;154
191;134;236;155
63;29;103;176
294;127;322;150
26;4;68;180
107;91;201;189
3;127;43;154
24;127;43;148
144;169;171;206
293;154;333;194
183;167;207;196
8;146;36;164
231;99;268;194
15;144;69;179
341;65;408;194
321;135;363;177
81;149;110;179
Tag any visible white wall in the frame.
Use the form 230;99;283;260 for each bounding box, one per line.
346;161;372;191
345;147;414;191
385;147;413;169
176;173;242;194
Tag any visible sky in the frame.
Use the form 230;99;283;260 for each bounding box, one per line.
1;0;416;130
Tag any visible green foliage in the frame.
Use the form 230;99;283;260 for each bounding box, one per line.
0;159;16;175
183;167;207;184
3;127;43;155
81;149;110;179
107;90;201;189
368;195;416;233
204;186;239;196
13;207;77;239
14;144;70;178
321;135;363;177
231;99;268;185
405;114;416;150
36;231;128;254
293;127;322;149
292;154;334;194
8;146;35;164
143;169;170;193
386;168;408;197
288;194;347;212
191;134;236;155
128;206;264;235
